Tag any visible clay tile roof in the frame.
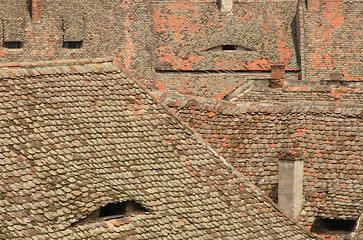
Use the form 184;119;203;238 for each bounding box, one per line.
300;0;363;82
159;92;363;231
0;60;320;239
151;0;299;71
224;80;363;105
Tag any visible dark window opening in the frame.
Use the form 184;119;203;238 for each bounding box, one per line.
268;184;278;204
3;41;23;49
71;200;148;226
99;201;148;221
205;45;254;52
63;41;83;49
222;45;237;51
311;217;357;235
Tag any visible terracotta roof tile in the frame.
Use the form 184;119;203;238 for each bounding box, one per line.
0;61;320;239
225;81;363;105
159;92;362;232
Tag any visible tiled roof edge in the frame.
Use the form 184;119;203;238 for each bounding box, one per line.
0;57;119;79
112;63;320;238
159;92;363;116
0;56;114;69
227;80;363;102
351;213;363;240
112;60;201;137
202;138;322;239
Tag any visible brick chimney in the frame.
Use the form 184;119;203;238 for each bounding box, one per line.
270;61;286;89
278;153;304;220
31;0;41;23
307;0;321;12
219;0;233;14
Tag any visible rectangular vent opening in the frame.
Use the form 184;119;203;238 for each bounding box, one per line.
3;41;23;49
222;45;237;51
63;41;83;49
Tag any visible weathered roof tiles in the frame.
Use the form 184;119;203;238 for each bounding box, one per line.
159;92;363;237
0;61;320;239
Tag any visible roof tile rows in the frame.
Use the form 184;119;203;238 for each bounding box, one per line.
159;93;363;232
227;81;363;105
152;1;298;71
0;61;319;239
300;0;363;82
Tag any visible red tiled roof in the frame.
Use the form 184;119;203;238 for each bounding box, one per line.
300;0;363;82
159;93;362;232
151;1;299;71
0;60;319;239
225;80;363;105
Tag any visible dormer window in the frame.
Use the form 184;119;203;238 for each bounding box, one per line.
71;200;148;226
3;41;23;49
63;41;83;49
206;45;254;52
62;17;85;50
98;201;147;221
3;19;25;50
222;45;237;51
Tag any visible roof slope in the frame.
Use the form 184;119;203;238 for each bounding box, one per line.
152;0;299;71
159;93;363;230
224;80;363;105
0;60;318;239
300;0;363;81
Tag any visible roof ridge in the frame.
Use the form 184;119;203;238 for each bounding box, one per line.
117;67;320;239
159;92;363;117
0;56;114;69
0;57;119;79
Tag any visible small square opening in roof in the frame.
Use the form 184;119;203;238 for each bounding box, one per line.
63;41;83;49
3;41;23;49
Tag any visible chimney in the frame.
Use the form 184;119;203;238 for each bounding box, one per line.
270;61;285;89
307;0;321;12
219;0;233;14
31;0;41;23
278;153;304;220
